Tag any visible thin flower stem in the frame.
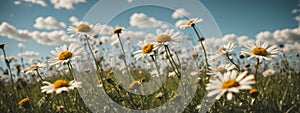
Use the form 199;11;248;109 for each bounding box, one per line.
35;69;44;81
1;48;14;85
191;26;209;70
117;33;132;82
164;45;181;78
85;35;100;70
67;62;74;80
255;58;260;82
226;53;240;71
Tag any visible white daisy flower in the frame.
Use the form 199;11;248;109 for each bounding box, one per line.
150;29;183;48
241;40;279;62
24;63;46;74
179;18;203;29
48;43;83;67
67;23;101;38
207;63;236;75
262;69;276;77
41;79;81;94
210;42;236;60
206;70;256;100
112;27;125;34
132;41;158;60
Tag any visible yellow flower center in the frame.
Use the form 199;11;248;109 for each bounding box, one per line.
113;27;123;34
217;46;226;54
215;67;226;73
58;51;72;60
77;24;91;33
221;79;240;89
186;20;195;26
156;34;172;43
249;88;259;98
29;65;39;70
142;44;154;54
18;97;29;107
129;81;139;89
252;47;268;56
53;80;69;89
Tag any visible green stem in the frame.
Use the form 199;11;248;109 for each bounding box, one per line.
192;26;209;70
226;53;240;71
35;69;44;81
116;33;132;82
164;45;181;78
1;48;14;85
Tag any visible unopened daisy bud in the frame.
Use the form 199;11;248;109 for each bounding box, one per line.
56;105;64;112
18;97;30;108
113;27;124;34
139;77;146;83
129;80;140;89
199;37;205;41
0;43;5;49
249;88;259;98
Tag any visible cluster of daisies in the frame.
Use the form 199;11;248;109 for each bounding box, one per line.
29;16;279;102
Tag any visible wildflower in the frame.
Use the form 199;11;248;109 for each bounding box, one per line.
18;97;30;108
241;40;279;62
67;23;101;38
41;79;81;94
48;43;83;67
262;69;275;77
24;63;46;74
249;88;259;98
153;29;182;46
206;70;255;100
132;41;157;59
179;18;203;29
207;63;236;75
129;80;141;89
112;27;125;34
210;42;236;60
97;79;103;87
56;105;64;112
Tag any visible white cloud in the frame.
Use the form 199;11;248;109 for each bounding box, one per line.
18;51;39;57
295;15;300;22
172;8;191;19
69;16;79;25
175;19;188;28
282;42;300;53
221;34;249;46
0;22;32;41
256;27;300;44
128;0;133;3
34;16;66;30
129;13;164;29
50;0;86;10
24;0;47;7
0;22;73;46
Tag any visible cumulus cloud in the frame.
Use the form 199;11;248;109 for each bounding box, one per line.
50;0;86;10
130;13;166;29
18;51;40;57
69;16;79;25
0;22;73;46
281;42;300;53
0;22;32;41
23;0;47;7
172;8;191;19
221;34;249;46
175;19;188;28
256;27;300;45
34;16;66;30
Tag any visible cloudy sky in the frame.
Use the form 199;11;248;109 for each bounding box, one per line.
0;0;299;65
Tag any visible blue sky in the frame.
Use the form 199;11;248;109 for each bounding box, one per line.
0;0;299;66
